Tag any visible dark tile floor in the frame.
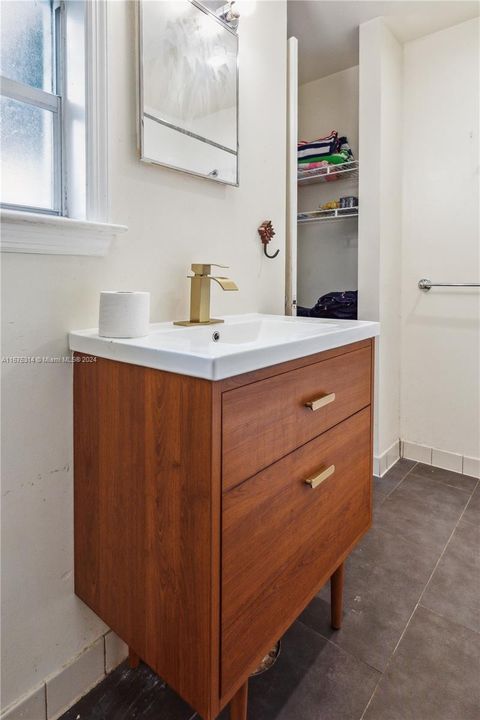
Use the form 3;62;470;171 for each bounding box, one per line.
61;460;479;720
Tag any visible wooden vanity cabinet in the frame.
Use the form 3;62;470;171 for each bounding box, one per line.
74;338;374;720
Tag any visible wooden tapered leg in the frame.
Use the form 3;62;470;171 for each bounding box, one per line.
128;648;140;669
230;680;248;720
330;562;345;630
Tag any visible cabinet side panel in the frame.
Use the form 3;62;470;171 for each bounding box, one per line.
74;356;216;718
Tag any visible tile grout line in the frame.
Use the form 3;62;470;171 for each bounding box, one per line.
358;485;474;720
380;463;477;517
415;477;477;613
408;473;477;496
416;604;480;636
103;633;107;676
296;617;384;676
373;461;417;508
405;462;479;495
381;461;418;501
460;481;478;526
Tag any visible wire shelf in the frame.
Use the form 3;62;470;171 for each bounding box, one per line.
297;160;359;186
298;207;359;224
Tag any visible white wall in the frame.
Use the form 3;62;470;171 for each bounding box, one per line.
400;18;480;462
0;1;287;714
359;15;479;473
297;67;359;307
358;18;403;467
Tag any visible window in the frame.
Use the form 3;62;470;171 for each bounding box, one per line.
1;1;64;215
0;1;126;256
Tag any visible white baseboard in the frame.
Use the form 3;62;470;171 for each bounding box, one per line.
374;440;401;477
1;684;46;720
374;440;480;480
1;631;128;720
401;440;480;478
46;638;105;720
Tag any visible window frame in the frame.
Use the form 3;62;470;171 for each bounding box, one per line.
0;0;65;216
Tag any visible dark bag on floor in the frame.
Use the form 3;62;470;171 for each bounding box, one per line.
298;290;358;320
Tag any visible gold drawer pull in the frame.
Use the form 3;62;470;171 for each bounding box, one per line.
305;464;335;489
305;392;336;412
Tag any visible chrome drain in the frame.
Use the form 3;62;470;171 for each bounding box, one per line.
250;641;281;676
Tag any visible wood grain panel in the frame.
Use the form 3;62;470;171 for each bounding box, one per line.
221;407;372;697
74;355;219;720
222;345;372;490
218;339;371;392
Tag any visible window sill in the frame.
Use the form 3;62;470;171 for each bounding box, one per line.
0;209;128;256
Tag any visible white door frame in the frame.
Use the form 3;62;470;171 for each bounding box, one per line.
285;36;298;315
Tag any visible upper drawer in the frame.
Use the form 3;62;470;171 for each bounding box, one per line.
222;343;372;491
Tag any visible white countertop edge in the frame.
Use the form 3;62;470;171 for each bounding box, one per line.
69;316;380;381
211;324;379;380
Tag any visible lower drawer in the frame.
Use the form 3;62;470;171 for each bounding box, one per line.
221;407;372;697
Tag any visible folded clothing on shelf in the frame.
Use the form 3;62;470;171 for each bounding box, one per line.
298;133;355;166
338;136;354;160
297;290;358;320
299;149;350;165
298;131;338;163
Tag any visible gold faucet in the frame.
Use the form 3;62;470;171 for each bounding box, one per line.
174;263;238;326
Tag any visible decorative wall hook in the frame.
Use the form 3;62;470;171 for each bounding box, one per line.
258;220;280;259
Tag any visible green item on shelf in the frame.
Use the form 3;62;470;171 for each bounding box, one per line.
298;151;351;165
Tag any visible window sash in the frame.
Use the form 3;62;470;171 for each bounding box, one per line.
0;1;65;217
1;76;59;113
0;77;62;216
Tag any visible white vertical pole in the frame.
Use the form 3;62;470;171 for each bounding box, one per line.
286;36;298;315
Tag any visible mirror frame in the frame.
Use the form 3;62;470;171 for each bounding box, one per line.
137;0;239;186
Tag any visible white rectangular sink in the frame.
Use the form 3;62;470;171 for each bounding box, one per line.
69;313;379;380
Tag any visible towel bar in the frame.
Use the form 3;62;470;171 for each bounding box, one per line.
418;279;480;291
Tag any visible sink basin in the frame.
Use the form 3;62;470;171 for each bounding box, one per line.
69;313;379;380
159;316;339;346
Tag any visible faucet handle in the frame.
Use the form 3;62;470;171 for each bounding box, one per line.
191;263;229;276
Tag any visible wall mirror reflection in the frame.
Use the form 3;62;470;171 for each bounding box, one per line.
138;0;239;185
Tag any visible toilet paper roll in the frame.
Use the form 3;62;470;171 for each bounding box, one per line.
99;291;150;338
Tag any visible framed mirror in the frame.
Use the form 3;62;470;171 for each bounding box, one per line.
138;0;239;186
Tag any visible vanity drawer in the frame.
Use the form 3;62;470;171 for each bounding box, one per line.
221;407;372;697
222;343;372;491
